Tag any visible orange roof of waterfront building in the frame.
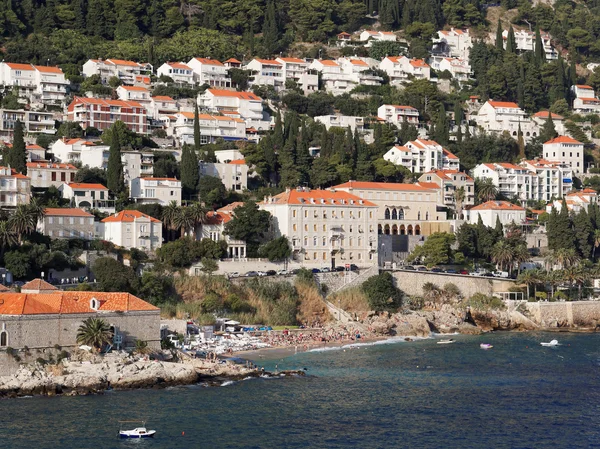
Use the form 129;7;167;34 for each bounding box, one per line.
44;208;94;217
102;210;160;223
205;89;261;101
471;201;525;211
263;189;377;207
334;181;436;192
488;101;520;109
67;183;108;190
544;135;582;145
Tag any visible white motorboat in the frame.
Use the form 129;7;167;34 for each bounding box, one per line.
119;421;156;439
437;339;455;345
540;339;559;347
480;343;493;350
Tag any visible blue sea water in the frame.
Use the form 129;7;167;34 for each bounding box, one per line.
1;332;599;449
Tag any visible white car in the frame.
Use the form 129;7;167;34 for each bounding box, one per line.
277;270;289;276
228;272;240;278
257;271;268;277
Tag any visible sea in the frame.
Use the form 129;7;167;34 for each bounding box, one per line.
2;332;599;449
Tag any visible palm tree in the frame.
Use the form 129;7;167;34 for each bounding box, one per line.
453;186;466;219
9;204;37;243
161;201;181;240
76;317;113;352
512;244;531;276
562;266;587;300
475;178;498;204
518;269;542;299
173;207;196;238
0;220;16;257
551;248;580;270
27;198;46;224
545;269;563;300
187;202;208;238
491;241;514;274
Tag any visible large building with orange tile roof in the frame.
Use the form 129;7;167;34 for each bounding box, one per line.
433;28;473;59
198;88;270;130
475;100;537;142
379;56;431;85
418;169;475;212
308;58;382;95
186;57;231;88
99;210;162;250
520;158;574;199
130;177;182;206
333;181;451;237
82;58;152;84
0;283;160;354
571;85;600;114
156;62;194;85
0;62;68;105
542;135;584;174
467;200;526;228
27;161;77;189
260;187;379;268
59;182;114;213
275;57;319;94
51;137;110;168
196;208;247;260
67;97;148;134
38;208;95;240
0;166;30;208
116;85;151;105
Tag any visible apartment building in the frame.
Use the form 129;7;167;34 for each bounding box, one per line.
308;59;382;96
571;85;600;114
418;169;475;210
259;187;379;268
26;162;77;189
542;135;584;174
472;162;536;201
0;109;55;138
116;85;152;108
67;97;148;134
26;144;45;162
275;57;318;94
0;166;30;208
467;201;526;228
501;29;558;60
214;149;244;163
428;57;471;81
475;100;537;141
333;181;452;236
246;59;285;91
82;59;152;84
38;208;95;240
122;151;154;184
197;208;247;259
532;111;566;135
130;177;182;206
314;115;366;133
377;104;420;126
433;28;473;59
186;58;231;88
150;96;178;120
156;62;194;85
337;58;383;86
379;56;431;85
171;112;246;145
199;159;248;191
521;159;573;200
198;88;269;130
546;188;598;214
59;182;114;213
51;138;110;169
99;210;163;251
0;63;69;105
383;139;460;173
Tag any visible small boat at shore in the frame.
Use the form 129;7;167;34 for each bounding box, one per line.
540;339;559;347
119;421;156;439
437;339;455;345
480;343;493;350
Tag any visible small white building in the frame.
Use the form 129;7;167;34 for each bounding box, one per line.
26;162;77;189
198;88;269;131
275;57;318;94
429;57;471;81
198;209;246;259
572;85;600;114
532;111;566;135
130;177;182;206
186;58;231;88
99;210;163;251
26;144;46;162
171;112;246;146
0;63;69;105
314;115;365;133
379;56;431;86
59;182;114;213
418;169;475;209
51;138;110;169
377;104;419;126
467;200;526;228
433;28;473;59
546;188;598;214
383;139;460;173
156;62;194;85
542;135;584;174
475;100;537;141
359;30;397;45
501;29;558;60
116;85;151;107
150;95;179;120
246;59;285;91
0;166;30;208
121;151;154;184
82;58;151;84
214;149;244;163
308;59;382;96
199;159;248;192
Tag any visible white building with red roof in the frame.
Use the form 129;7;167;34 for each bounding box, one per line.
429;57;471;81
475;100;537;141
0;166;30;208
0;109;55;138
260;187;379;268
359;30;397;45
198;88;269;130
0;62;68;105
99;210;162;251
150;95;178;120
38;208;95;239
379;56;431;85
186;57;231;88
418;169;475;210
67;97;148;134
275;57;318;94
546;188;598;214
383;139;460;173
377;104;419;125
156;62;194;85
116;85;151;106
199;159;248;192
500;29;558;60
130;177;181;206
532;111;566;134
171;111;246;145
51;137;110;169
571;85;600;114
542;135;584;174
520;158;573;199
308;58;382;95
433;28;473;59
197;207;247;259
82;58;151;84
246;58;285;91
59;182;114;213
26;161;77;189
467;200;526;228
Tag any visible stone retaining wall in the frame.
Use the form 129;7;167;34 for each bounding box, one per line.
525;301;600;327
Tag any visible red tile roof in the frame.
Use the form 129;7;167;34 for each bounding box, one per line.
575;84;593;89
67;183;108;190
166;62;191;70
27;162;77;170
409;59;429;68
349;59;368;66
34;65;63;74
533;111;564;120
193;58;224;66
471;200;525;211
228;159;246;165
70;97;144;109
488;101;520;109
225;58;241;64
101;210;160;223
544;135;583;145
254;58;281;65
21;279;58;292
204;211;231;225
44;208;94;217
6;63;34;71
417;181;441;189
119;85;149;92
205;89;262;101
263;189;377;207
107;58;142;67
152;95;175;102
333;181;435;192
316;60;339;67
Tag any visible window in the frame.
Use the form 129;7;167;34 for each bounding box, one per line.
341;211;344;218
323;252;327;260
358;211;362;218
80;218;84;225
58;217;63;225
140;225;147;233
293;224;297;231
304;224;308;231
293;210;297;218
313;237;317;246
322;236;326;246
171;191;174;196
51;172;56;181
313;224;317;231
385;208;390;220
48;217;53;224
349;237;353;247
304;210;308;218
70;217;74;224
313;252;317;259
304;237;308;246
0;331;7;347
369;211;373;219
323;224;326;232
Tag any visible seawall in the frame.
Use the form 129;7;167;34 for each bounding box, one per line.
524;301;600;328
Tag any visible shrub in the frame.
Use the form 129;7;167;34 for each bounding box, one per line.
200;292;223;313
463;293;506;311
361;272;404;312
36;357;48;365
295;268;315;285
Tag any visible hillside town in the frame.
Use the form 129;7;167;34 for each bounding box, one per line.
0;0;600;373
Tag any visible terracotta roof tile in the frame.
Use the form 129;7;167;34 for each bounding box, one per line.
488;100;520;109
101;210;160;223
205;89;262;101
44;208;94;217
262;189;377;207
193;58;224;66
333;181;435;192
471;200;525;211
67;183;108;190
544;135;583;145
21;279;58;291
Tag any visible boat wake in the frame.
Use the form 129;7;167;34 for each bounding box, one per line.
307;336;429;353
220;380;236;387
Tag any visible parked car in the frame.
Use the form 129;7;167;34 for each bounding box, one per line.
403;265;416;271
245;271;258;277
311;268;321;273
266;270;276;276
320;267;331;273
416;266;428;272
257;271;268;277
350;264;359;271
445;269;457;274
334;266;345;272
493;271;509;278
460;270;469;275
228;272;240;278
277;269;289;276
429;267;443;273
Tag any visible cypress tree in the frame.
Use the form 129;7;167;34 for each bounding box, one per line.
495;19;504;51
534;26;545;65
106;128;124;195
554;199;576;250
540;112;558;143
272;111;284;152
506;25;516;53
517;122;525;159
434;104;449;145
9;120;26;174
494;215;504;239
573;208;593;258
180;144;199;199
262;0;279;56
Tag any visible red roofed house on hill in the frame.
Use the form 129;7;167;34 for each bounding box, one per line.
383;139;460;173
0;62;68;105
260;187;379;268
198;88;270;130
99;210;163;251
379;56;431;85
418;169;475;212
82;58;152;84
433;28;473;60
276;57;318;94
475;100;537;142
571;85;600;114
59;182;114;213
156;62;194;86
186;57;231;88
130;177;182;206
246;58;285;91
467;201;526;228
38;208;95;240
0;166;30;209
542;135;584;174
377;104;419;125
0;283;160;368
195;207;247;261
26;162;77;189
67;96;148;134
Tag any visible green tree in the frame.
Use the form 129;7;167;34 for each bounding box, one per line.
475;178;498;203
198;175;228;208
539;112;558;143
180;145;199;199
7;120;26;174
572;208;593;259
259;236;291;263
92;257;138;293
4;250;30;279
361;271;404;312
495;19;503;51
407;232;456;267
491;240;515;274
76;317;113;351
368;40;403;60
261;0;279;55
224;201;271;257
106;123;125;195
200;257;219;275
193;103;201;153
506;25;516;54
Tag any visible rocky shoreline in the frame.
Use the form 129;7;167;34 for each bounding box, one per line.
0;352;304;399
